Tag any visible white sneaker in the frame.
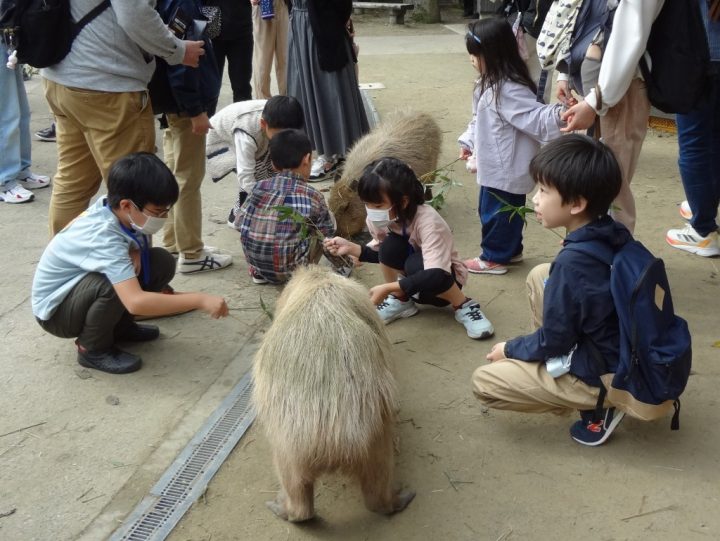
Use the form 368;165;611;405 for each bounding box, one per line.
377;295;419;324
679;201;693;221
454;299;494;339
17;171;50;189
178;249;233;274
309;155;340;181
0;183;34;203
666;224;720;257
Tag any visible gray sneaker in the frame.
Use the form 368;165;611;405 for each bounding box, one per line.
377;295;418;324
454;300;494;339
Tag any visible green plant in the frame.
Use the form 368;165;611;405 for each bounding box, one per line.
489;192;565;239
421;158;463;211
273;205;354;268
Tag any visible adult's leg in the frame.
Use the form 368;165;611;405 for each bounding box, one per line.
161;115;205;258
252;5;275;99
274;1;289;96
472;359;601;414
212;37;228;89
44;81;155;234
676;67;720;237
226;33;254;102
600;78;650;234
15;62;32;173
0;45;23;187
479;186;525;263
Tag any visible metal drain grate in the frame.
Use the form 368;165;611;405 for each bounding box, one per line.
110;371;256;541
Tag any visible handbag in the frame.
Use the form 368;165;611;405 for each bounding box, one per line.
200;5;221;39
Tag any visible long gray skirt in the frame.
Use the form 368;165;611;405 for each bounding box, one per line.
286;0;369;157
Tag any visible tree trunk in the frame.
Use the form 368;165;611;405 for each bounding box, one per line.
417;0;441;23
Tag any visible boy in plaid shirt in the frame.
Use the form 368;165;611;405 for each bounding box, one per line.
237;129;335;283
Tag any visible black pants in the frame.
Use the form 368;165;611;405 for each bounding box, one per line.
38;248;176;351
212;33;254;102
378;233;458;307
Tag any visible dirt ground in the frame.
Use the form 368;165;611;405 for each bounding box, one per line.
1;11;718;541
169;15;720;541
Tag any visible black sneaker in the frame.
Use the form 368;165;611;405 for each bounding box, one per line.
76;344;142;374
35;124;56;142
570;407;625;446
115;323;160;343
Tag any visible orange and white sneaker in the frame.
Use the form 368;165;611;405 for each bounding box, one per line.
464;257;508;275
678;201;693;221
666;224;720;257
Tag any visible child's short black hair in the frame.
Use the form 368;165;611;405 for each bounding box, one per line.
530;135;622;219
106;152;179;210
357;157;425;223
269;129;312;170
262;95;305;130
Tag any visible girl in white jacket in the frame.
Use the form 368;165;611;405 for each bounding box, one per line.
459;18;564;275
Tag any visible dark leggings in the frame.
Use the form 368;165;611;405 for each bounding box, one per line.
378;233;459;307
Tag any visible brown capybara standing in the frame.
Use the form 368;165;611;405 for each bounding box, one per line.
329;110;442;237
252;266;415;522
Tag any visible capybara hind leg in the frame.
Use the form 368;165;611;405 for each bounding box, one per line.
359;428;415;514
267;452;315;522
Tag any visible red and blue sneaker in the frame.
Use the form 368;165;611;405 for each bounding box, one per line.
570;407;625;446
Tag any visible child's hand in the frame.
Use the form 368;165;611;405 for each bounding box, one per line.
561;101;596;132
486;341;507;362
369;283;397;306
323;237;360;258
191;113;212;135
201;294;229;319
459;146;472;160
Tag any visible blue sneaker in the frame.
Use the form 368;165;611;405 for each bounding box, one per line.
377;295;418;324
454;299;494;339
570;408;625;446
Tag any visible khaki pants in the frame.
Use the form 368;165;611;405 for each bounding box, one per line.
472;264;602;414
43;79;155;235
600;78;650;234
161;114;206;259
252;1;289;99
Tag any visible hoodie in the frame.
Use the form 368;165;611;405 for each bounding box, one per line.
505;215;632;387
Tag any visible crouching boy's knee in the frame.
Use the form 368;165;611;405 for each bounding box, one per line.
471;364;503;405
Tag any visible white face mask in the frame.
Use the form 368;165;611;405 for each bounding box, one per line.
365;206;393;229
129;203;167;236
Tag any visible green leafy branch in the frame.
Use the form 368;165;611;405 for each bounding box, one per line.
420;158;464;211
489;192;565;240
273;205;354;269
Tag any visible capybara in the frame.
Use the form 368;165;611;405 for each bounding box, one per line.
329;110;442;237
252;266;415;522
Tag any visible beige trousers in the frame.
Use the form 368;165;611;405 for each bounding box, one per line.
472;264;603;414
252;1;289;99
44;79;155;235
161;114;206;259
600;78;650;234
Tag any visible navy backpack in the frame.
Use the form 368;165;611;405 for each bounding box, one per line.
567;239;692;430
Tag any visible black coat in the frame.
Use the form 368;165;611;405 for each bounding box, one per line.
307;0;353;72
204;0;251;39
1;0;17;27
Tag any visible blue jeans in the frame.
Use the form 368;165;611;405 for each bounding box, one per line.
479;186;525;263
0;44;32;188
676;62;720;237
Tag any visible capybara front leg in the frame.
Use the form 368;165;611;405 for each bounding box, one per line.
266;451;315;522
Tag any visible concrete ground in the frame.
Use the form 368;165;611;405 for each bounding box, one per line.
1;10;719;541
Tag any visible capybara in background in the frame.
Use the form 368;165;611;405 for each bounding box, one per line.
329;110;442;237
252;266;415;522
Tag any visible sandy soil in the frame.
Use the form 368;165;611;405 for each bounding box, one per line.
168;14;720;541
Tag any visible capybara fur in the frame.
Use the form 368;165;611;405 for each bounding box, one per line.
329;110;442;237
252;266;415;522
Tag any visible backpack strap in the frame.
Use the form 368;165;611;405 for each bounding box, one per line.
74;0;111;37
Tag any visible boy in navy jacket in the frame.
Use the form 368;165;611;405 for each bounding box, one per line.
149;0;232;274
473;135;629;446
